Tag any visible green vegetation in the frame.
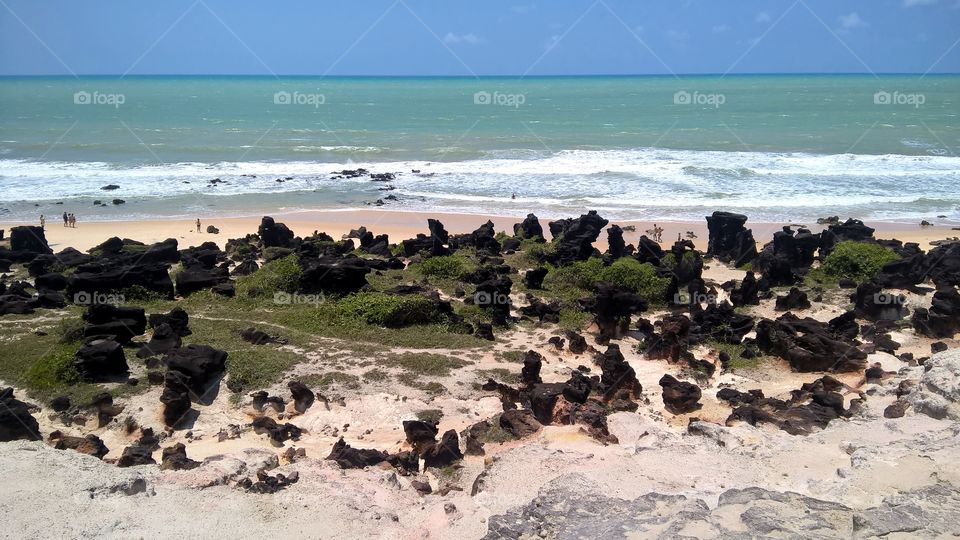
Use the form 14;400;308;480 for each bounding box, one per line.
809;241;900;285
362;368;389;382
24;344;81;391
415;408;444;424
543;257;670;304
300;371;361;391
336;292;443;327
236;254;302;297
479;421;514;444
417;255;470;279
477;368;518;384
384;353;469;377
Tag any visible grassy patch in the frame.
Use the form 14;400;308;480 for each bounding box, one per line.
416;255;471;280
543;257;670;305
362;368;390;382
477;368;519;384
384;353;469;377
496;350;526;363
300;371;361;391
808;241;900;285
225;350;302;393
415;408;444;424
236;254;302;298
479;422;514;444
336;292;443;328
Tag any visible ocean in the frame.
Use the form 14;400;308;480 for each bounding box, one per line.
1;74;958;223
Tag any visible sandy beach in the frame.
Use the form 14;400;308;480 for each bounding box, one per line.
4;210;957;253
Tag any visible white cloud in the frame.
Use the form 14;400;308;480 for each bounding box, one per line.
443;32;482;45
666;29;690;42
837;12;867;31
903;0;937;6
712;24;731;33
755;12;771;24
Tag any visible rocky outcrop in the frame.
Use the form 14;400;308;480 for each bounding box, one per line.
547;211;607;265
513;213;545;241
258;216;294;248
912;286;960;338
705;211;757;266
74;339;128;381
0;388;40;442
755;313;867;372
658;375;701;414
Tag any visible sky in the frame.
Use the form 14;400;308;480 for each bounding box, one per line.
1;0;958;76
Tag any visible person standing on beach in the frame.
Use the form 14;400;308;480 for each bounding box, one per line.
40;215;45;230
196;218;201;233
62;212;68;227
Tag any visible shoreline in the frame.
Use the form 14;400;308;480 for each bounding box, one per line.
2;208;957;253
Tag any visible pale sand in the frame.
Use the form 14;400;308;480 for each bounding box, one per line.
3;209;957;253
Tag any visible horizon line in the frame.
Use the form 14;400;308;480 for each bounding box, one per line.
1;72;959;78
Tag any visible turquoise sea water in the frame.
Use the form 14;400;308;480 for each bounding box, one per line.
1;75;958;222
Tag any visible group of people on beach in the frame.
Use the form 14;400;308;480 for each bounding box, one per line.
41;212;77;229
648;223;664;243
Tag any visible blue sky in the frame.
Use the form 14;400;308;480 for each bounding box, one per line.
1;0;958;76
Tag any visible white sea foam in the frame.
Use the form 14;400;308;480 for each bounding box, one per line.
1;147;958;221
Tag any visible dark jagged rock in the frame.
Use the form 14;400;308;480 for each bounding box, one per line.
160;370;192;427
403;419;439;451
252;416;304;444
912;286;960;338
231;259;260;276
298;256;371;294
518;295;560;323
116;444;156;467
579;283;647;343
547;336;565;351
499;409;542;439
606;225;626;259
475;323;495;341
724;376;849;435
326;437;388;468
422;429;463;468
852;282;907;321
521;350;544;386
659;375;702;414
165;344;227;395
68;260;175;300
249;391;285;413
775;287;811;311
175;265;230;296
90;392;124;427
258;216;294;248
240;327;281;345
820;218;875;256
921;242;960;288
690;301;754;344
0;388;41;442
35;272;68;291
82;304;147;343
514;214;545;241
475;277;513;325
137;323;181;358
565;330;588;354
596;344;642;401
730;271;760;307
148;307;191;337
50;395;71;412
288;381;315;413
547;211;608;265
643;314;692;362
705;211;758;266
756;313;867;372
10;226;52;255
524;267;548;289
161;443;200;470
49;431;109;459
74;339;128;381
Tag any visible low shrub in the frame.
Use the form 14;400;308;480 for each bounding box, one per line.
819;241;900;283
24;345;80;390
236;254;302;297
417;255;468;279
336;292;442;327
546;257;670;303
